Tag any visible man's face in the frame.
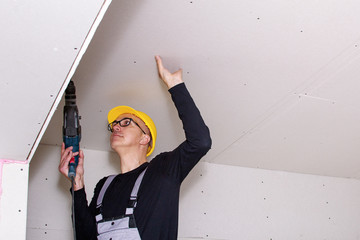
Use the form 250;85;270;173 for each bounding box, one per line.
109;113;149;150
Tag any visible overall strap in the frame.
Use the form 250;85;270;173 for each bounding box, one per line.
95;167;148;222
96;175;116;222
125;167;147;215
97;175;116;207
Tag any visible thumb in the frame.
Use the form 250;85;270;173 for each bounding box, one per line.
173;68;183;80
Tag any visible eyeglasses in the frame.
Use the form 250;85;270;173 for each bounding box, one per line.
108;117;146;134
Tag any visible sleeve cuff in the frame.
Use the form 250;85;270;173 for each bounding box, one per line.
168;82;185;94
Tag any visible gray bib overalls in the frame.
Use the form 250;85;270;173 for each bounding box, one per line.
95;168;147;240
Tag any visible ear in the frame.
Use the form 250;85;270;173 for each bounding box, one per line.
139;134;151;145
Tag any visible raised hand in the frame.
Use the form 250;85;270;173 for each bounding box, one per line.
155;55;184;89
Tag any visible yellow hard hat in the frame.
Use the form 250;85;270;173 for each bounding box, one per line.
107;106;157;156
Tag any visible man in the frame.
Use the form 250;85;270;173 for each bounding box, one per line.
59;56;212;239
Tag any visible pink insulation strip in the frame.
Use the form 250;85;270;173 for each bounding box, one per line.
0;159;28;197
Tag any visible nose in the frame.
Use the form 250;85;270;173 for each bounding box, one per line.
111;122;120;131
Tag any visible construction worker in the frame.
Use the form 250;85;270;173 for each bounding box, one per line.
59;56;212;239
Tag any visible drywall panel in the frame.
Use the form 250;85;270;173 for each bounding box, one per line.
179;162;360;239
210;54;360;179
39;0;360;179
0;0;110;161
211;95;360;178
211;94;360;178
28;145;360;239
0;161;29;239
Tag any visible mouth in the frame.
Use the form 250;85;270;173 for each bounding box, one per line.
112;133;123;137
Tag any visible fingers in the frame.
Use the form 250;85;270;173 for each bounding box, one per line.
77;150;84;169
79;149;84;161
73;150;85;190
59;145;79;177
155;55;163;72
61;142;65;155
155;55;166;79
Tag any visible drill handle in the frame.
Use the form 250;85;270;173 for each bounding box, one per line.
64;136;80;179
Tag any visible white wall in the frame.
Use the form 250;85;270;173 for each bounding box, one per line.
0;161;29;239
28;144;360;239
27;145;119;239
180;163;360;239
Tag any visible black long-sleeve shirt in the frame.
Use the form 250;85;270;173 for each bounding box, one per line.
73;83;212;239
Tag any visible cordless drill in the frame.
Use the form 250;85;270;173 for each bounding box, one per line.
63;80;81;179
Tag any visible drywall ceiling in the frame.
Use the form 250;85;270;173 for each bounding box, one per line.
40;0;360;179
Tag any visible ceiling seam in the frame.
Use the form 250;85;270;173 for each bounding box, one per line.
208;37;360;165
